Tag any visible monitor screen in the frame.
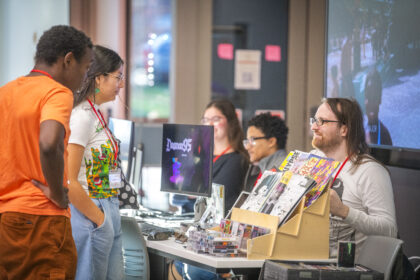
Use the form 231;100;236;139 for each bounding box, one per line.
326;0;420;150
160;124;213;197
108;118;135;179
325;0;420;168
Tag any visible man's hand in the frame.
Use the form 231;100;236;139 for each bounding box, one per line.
330;189;349;219
32;180;69;209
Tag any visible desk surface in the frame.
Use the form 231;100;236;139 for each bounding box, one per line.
146;237;335;271
146;237;264;270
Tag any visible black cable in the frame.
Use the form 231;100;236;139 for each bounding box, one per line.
169;260;178;280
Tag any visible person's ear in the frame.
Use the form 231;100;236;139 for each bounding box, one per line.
95;75;101;86
63;52;75;68
268;137;277;148
340;124;348;137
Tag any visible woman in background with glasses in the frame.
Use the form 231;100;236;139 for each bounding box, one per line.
67;45;125;280
201;98;249;213
172;98;249;280
243;112;289;192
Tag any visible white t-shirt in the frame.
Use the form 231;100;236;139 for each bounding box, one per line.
69;100;118;198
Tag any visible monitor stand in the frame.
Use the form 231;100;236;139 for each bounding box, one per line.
194;183;225;228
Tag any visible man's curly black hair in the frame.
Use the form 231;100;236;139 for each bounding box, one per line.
35;25;93;65
247;112;289;150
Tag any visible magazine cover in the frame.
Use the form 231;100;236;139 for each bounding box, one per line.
305;159;341;207
310;158;338;185
278;150;300;171
289;152;312;173
240;171;283;212
268;173;316;226
260;171;293;214
298;154;321;176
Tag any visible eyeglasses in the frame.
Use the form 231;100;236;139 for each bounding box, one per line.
106;73;125;83
310;117;342;126
242;136;270;147
201;116;224;125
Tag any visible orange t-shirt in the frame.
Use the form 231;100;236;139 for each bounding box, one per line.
0;75;73;217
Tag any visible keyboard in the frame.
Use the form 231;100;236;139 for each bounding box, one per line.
138;222;174;236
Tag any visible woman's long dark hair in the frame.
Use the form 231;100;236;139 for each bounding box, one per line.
205;98;249;161
74;45;124;107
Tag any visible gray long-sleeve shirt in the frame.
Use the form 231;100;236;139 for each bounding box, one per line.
329;159;398;258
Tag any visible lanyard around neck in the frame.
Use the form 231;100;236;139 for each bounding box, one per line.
331;156;349;185
213;146;231;163
87;99;118;166
31;69;53;79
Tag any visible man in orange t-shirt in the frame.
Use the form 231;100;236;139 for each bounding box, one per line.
0;25;92;280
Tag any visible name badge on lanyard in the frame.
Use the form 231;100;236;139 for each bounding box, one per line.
87;99;122;189
109;168;123;189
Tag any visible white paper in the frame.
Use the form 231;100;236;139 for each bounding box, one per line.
234;50;261;90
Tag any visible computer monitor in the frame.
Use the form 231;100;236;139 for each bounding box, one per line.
325;0;420;169
108;117;135;180
160;124;213;198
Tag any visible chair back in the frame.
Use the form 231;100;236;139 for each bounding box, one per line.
121;216;150;280
408;256;420;278
356;235;403;280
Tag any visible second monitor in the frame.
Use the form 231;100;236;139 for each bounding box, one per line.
160;124;214;198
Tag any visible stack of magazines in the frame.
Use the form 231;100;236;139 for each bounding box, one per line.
279;150;341;208
240;151;341;226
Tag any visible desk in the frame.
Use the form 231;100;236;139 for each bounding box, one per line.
146;237;264;279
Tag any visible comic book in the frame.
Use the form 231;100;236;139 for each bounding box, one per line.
289;151;312;173
278;150;300;171
310;158;338;184
268;173;316;226
298;154;321;176
240;171;283;212
260;171;293;214
304;159;341;207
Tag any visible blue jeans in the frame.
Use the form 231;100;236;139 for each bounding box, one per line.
70;196;124;280
174;261;223;280
170;194;196;213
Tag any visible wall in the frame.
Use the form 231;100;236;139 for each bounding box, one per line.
70;0;127;120
170;0;212;123
211;0;288;127
287;0;326;153
0;0;69;86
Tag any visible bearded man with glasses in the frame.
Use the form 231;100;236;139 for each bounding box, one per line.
309;98;410;277
243;113;289;191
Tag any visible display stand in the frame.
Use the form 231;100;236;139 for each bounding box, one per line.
231;190;330;260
